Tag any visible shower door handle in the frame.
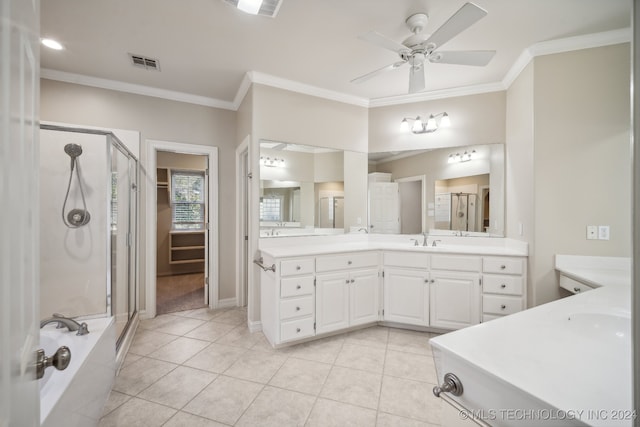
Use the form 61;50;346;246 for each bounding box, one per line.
36;346;72;379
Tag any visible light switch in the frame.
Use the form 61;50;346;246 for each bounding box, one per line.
586;225;597;240
598;225;610;240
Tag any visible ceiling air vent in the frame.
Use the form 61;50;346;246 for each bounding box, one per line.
224;0;283;18
129;54;161;71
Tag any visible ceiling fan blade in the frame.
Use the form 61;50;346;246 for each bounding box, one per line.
425;3;488;49
429;50;495;66
359;31;410;54
351;61;406;84
408;66;425;93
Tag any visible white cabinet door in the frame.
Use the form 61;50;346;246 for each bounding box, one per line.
430;271;480;330
315;272;350;334
384;268;429;326
349;268;380;326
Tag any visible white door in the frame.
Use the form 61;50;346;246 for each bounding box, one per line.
430;271;481;330
0;0;40;425
349;269;380;326
315;272;349;334
369;182;400;233
384;268;429;326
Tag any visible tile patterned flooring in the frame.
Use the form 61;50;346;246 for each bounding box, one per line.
100;306;444;427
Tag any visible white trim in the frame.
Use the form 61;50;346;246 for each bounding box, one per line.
42;28;631;112
217;297;238;309
249;71;370;108
235;136;250;308
41;68;236;110
144;139;219;319
248;320;263;333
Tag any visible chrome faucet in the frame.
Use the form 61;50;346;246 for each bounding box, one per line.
40;314;89;336
422;231;429;246
432;239;442;247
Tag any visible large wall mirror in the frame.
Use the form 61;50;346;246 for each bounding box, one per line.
259;140;351;237
368;143;505;236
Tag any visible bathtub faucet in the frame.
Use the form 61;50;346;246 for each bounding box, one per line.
40;313;90;336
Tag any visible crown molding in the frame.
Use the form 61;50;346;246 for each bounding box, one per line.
42;28;631;112
40;68;236;110
248;71;370;108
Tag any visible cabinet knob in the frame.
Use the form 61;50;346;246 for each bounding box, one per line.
574;287;581;293
296;285;301;290
500;284;506;289
430;279;435;283
346;280;350;284
500;304;506;310
500;265;506;270
296;306;300;311
347;260;352;265
296;328;301;333
296;265;301;270
350;279;355;283
424;279;429;283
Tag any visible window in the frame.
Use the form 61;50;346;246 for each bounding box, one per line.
260;196;282;221
171;170;205;229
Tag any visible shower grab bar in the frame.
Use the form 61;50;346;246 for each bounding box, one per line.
253;257;276;273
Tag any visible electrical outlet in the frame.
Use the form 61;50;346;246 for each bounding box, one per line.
598;225;610;240
586;225;598;240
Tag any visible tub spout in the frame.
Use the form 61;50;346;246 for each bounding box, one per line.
40;314;89;336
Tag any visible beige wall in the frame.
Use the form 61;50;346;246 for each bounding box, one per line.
40;79;238;308
368;91;506;154
531;43;631;305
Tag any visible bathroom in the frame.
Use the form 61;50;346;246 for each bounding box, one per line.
1;1;636;426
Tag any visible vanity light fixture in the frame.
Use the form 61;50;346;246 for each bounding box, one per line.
400;112;450;134
448;149;476;164
260;156;285;168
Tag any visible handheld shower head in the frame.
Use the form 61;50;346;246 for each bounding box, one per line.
64;143;83;158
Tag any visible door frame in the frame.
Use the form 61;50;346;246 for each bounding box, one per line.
144;139;219;318
235;136;250;308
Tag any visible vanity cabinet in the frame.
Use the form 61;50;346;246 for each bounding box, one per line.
429;255;482;330
481;256;526;322
382;252;430;326
315;251;380;335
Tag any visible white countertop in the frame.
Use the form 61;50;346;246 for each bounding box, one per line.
430;256;632;426
258;234;528;258
555;254;631;288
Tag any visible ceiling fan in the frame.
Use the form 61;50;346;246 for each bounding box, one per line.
352;2;496;94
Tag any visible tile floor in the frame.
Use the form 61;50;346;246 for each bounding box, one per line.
100;306;444;427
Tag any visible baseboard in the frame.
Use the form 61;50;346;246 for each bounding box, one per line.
216;297;237;309
138;309;149;320
248;319;262;333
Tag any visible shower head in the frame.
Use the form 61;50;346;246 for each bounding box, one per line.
64;143;83;158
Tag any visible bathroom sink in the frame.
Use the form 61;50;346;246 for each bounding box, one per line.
564;312;630;344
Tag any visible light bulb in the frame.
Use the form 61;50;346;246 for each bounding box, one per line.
42;38;64;50
400;119;410;132
237;0;262;14
426;114;437;131
448;154;455;164
440;113;451;127
412;116;423;133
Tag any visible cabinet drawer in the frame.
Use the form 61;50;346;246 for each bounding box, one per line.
316;252;378;273
280;296;314;320
281;276;314;298
280;317;315;342
559;275;594;294
383;251;430;269
483;257;524;275
483;274;524;296
280;258;314;277
431;255;481;272
483;295;523;315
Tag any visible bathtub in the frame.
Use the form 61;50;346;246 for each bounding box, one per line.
40;317;116;427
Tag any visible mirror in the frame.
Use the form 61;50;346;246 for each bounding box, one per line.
368;143;504;236
259;141;347;237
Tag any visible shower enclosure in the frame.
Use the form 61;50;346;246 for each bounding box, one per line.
435;192;478;232
39;125;138;348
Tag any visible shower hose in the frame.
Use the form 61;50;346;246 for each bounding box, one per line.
62;157;91;228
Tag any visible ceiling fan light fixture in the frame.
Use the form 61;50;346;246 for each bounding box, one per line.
237;0;263;14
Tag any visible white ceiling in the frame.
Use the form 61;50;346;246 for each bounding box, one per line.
40;0;631;108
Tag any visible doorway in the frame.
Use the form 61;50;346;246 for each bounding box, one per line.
145;140;219;319
156;151;209;315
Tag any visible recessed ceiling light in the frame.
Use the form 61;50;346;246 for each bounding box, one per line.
237;0;262;14
42;38;64;50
